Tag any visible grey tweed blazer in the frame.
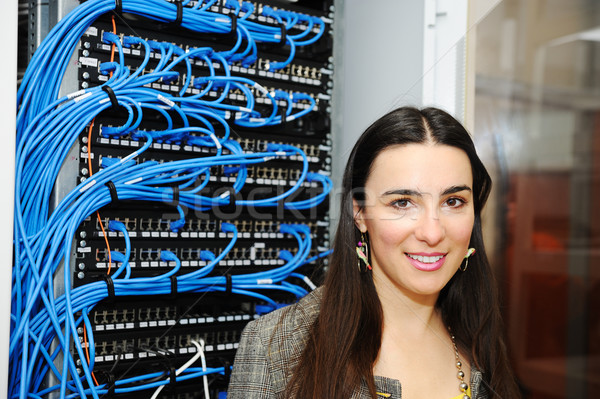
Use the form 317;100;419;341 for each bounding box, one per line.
228;288;488;398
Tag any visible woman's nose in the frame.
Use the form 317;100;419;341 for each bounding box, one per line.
414;210;445;246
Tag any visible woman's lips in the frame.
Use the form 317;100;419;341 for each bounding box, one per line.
405;253;446;271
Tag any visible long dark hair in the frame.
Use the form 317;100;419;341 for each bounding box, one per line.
286;107;519;398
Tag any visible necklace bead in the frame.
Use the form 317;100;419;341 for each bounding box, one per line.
449;328;470;399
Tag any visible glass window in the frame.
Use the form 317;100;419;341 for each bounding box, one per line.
474;1;600;397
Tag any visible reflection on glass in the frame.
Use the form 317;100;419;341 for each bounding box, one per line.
474;1;600;398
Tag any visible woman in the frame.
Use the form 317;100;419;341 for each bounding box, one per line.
228;107;520;398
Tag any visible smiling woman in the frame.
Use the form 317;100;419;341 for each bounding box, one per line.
228;107;521;399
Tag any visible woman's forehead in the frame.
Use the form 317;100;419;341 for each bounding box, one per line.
366;144;473;193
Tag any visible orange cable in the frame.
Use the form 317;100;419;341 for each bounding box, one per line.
85;119;106;388
88;119;113;275
110;15;116;78
84;19;120;387
83;323;100;386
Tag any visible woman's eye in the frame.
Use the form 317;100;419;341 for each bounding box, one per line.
392;199;411;208
445;197;465;208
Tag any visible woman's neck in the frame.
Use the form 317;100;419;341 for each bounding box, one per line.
372;278;464;398
373;274;443;335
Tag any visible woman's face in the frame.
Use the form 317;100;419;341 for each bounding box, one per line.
354;143;475;302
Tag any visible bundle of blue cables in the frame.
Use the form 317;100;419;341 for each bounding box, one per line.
12;0;332;397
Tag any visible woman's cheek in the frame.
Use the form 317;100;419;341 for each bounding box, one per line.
446;213;475;244
373;218;415;245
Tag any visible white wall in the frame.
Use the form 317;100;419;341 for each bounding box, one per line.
331;0;426;223
330;1;479;227
335;0;425;153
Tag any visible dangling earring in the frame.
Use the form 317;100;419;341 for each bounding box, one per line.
356;233;372;272
460;248;476;272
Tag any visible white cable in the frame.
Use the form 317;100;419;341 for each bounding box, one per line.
198;339;210;399
150;340;204;399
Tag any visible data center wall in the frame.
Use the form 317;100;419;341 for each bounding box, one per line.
13;1;333;398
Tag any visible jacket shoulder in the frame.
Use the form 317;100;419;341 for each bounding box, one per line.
228;288;323;398
248;287;322;343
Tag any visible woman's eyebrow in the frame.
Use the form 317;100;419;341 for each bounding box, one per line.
441;185;472;196
381;189;422;197
381;186;472;197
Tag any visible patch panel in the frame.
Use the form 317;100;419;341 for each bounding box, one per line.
89;316;248;351
81;243;309;278
236;136;331;160
85;215;330;240
90;328;242;365
94;247;125;262
96;338;136;357
137;305;177;322
81;32;332;99
83;127;329;185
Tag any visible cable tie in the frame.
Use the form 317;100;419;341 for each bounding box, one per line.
276;23;286;46
171;186;179;206
172;0;183;26
169;366;177;389
223;361;231;380
101;274;115;302
101;85;119;112
105;181;119;203
227;187;235;212
228;14;237;35
114;0;122;14
170;275;178;299
225;273;232;295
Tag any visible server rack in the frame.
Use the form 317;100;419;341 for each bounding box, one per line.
12;1;334;397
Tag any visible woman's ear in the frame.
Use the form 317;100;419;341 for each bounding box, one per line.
352;199;367;233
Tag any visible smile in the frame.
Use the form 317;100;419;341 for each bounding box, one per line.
405;253;447;271
406;254;444;263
